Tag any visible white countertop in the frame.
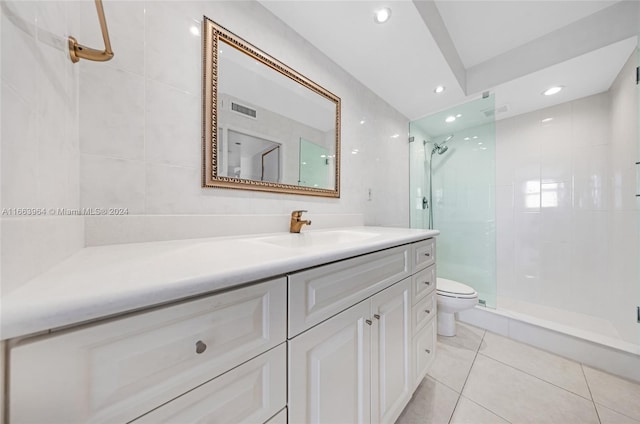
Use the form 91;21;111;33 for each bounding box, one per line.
0;226;438;340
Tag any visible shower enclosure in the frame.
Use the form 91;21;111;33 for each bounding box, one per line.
410;95;497;308
411;43;640;350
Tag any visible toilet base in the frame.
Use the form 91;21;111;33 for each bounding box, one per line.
437;311;457;337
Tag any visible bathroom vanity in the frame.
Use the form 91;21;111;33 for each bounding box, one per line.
1;227;438;423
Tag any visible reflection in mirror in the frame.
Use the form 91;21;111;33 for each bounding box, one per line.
203;17;341;197
299;138;332;189
219;129;281;182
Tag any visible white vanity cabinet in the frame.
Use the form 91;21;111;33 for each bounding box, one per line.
8;278;287;424
288;238;436;424
4;233;437;424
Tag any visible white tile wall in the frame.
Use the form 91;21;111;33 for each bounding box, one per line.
495;52;638;344
1;1;84;293
77;0;409;226
2;1;410;292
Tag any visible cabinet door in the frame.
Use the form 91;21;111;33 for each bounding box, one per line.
288;301;371;424
371;278;412;424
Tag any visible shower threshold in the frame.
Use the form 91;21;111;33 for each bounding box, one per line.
458;301;640;384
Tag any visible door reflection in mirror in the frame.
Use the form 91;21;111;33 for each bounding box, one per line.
218;128;281;182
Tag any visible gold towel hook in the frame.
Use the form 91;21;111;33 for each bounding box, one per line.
68;0;114;63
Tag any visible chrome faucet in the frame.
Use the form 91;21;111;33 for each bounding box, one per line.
290;210;312;233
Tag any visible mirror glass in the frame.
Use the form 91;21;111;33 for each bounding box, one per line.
203;18;341;197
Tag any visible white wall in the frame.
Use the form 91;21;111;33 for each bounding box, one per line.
1;1;410;292
1;2;84;293
77;0;408;220
495;52;638;343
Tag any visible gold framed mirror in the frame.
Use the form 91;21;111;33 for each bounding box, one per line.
202;17;341;198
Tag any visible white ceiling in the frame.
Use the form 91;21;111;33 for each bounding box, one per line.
491;36;638;121
435;0;618;68
261;1;466;120
260;0;638;122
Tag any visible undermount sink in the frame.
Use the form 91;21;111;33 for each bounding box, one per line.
255;230;379;248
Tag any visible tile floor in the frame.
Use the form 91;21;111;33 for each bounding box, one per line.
397;323;640;424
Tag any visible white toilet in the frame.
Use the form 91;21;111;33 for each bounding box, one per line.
436;278;478;337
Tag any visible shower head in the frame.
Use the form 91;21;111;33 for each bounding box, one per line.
431;143;449;156
430;134;454;156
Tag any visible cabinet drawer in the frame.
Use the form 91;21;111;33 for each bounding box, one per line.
413;319;436;388
413;238;435;272
9;278;287;424
412;290;437;333
133;344;286;424
412;264;436;304
288;244;410;337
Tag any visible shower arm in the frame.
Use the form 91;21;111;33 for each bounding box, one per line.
68;0;114;63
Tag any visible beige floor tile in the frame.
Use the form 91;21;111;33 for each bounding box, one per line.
428;339;477;392
584;366;640;421
448;322;486;351
427;322;484;392
396;377;459;424
450;396;510;424
463;355;599;424
597;403;640;424
478;332;590;398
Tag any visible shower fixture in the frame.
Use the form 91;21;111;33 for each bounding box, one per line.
430;134;453;156
426;134;454;228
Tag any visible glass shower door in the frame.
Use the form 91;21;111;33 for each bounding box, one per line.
409;95;497;308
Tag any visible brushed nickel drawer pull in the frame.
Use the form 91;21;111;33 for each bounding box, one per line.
195;340;207;354
374;314;380;319
366;319;372;325
424;281;430;285
424;309;431;314
425;349;431;354
424;252;431;257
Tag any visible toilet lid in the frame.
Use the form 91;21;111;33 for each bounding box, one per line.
437;278;477;298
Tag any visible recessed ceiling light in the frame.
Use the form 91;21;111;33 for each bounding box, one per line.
543;86;563;96
445;116;456;123
472;136;478;139
391;134;399;138
434;86;445;94
359;119;366;125
541;117;553;123
464;137;470;141
374;7;392;24
190;25;200;36
456;114;462;118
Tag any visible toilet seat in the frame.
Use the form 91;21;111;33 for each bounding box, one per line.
436;278;477;299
